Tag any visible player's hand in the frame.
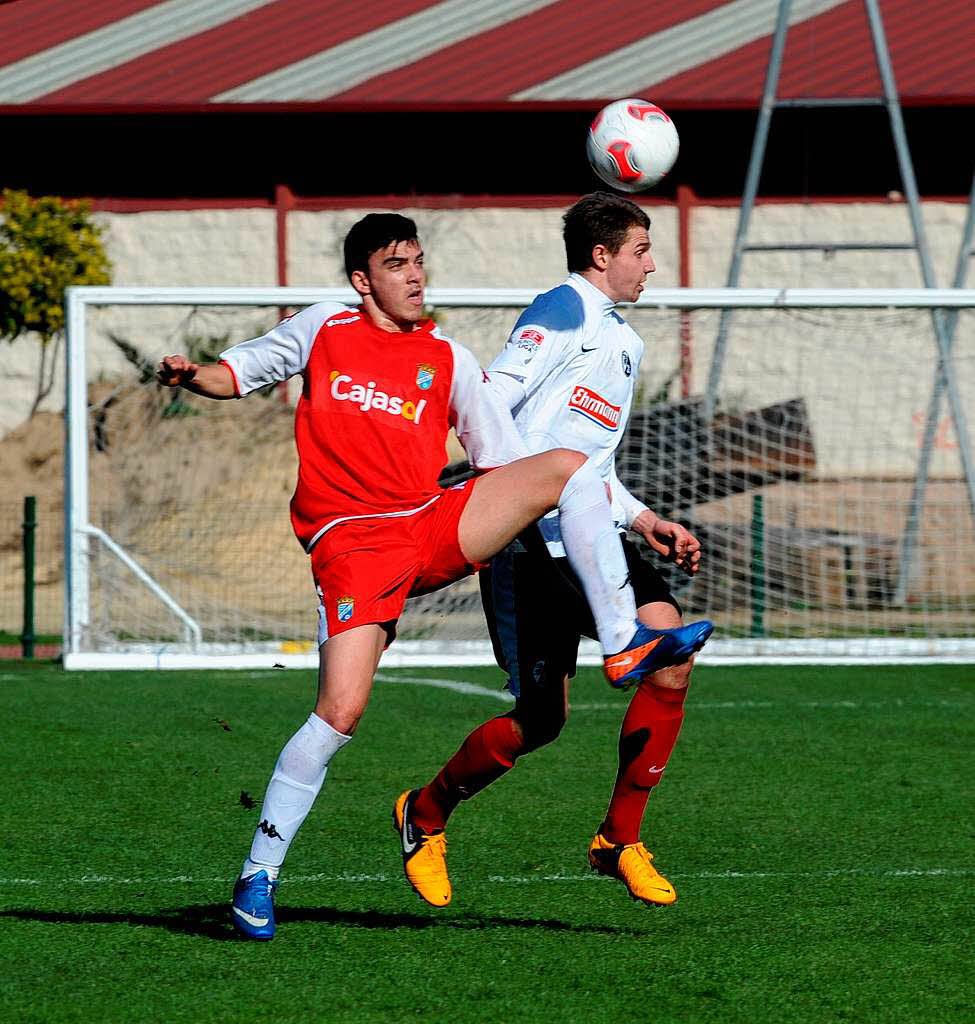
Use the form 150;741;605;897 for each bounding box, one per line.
632;512;702;577
156;354;199;388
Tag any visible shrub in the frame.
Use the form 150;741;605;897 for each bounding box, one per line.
0;189;112;415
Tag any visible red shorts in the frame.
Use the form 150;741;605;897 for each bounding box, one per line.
311;479;485;645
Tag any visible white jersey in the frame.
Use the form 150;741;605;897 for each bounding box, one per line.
489;273;649;555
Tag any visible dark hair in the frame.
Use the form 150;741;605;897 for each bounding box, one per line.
343;213;419;281
562;192;651;272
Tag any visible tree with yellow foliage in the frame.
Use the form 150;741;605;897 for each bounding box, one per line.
0;190;112;416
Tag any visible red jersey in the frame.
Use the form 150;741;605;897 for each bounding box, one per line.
220;301;526;551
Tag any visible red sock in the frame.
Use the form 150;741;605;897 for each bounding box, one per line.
412;715;525;832
600;681;688;846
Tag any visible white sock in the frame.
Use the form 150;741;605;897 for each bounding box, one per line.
557;459;637;654
242;712;351;876
241;859;279;881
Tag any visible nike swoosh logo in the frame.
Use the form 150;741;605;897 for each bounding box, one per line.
401;801;419;855
232;905;269;928
581;345;598;352
604;636;664;679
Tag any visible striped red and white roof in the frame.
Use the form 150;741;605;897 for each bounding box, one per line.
0;0;972;107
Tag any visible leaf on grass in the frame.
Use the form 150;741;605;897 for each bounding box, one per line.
239;790;257;810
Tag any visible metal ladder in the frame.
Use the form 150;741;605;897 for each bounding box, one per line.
703;0;975;605
901;169;975;602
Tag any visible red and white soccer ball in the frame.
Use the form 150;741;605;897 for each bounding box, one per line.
586;98;680;193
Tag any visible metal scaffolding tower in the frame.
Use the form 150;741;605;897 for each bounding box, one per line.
704;0;975;605
899;169;975;602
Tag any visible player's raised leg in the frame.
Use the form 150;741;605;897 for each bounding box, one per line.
458;448;712;686
232;623;385;939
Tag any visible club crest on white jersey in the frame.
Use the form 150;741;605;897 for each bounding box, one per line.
515;328;545;355
568;385;622;430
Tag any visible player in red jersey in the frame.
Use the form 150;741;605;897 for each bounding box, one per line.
157;213;712;939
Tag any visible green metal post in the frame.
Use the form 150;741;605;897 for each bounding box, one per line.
21;496;36;659
750;493;766;637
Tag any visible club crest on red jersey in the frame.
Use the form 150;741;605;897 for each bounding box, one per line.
567;386;622;430
416;364;436;390
337;596;355;622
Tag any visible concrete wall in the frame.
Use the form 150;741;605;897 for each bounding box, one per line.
2;200;972;479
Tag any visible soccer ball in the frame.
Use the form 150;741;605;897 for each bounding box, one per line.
586;98;680;192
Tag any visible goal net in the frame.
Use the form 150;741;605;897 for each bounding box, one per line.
63;286;975;668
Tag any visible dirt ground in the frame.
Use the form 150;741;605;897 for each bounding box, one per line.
0;391;301;640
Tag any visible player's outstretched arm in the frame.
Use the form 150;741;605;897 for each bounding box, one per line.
156;354;236;399
632;510;702;577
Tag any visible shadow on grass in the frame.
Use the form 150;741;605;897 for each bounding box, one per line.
0;904;644;941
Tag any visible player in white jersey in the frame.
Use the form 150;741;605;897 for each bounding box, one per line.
395;194;706;910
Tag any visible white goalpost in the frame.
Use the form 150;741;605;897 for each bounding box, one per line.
63;286;975;669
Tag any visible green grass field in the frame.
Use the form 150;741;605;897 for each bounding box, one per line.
1;660;972;1023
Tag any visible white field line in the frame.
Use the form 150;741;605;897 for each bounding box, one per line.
375;672;514;702
375;673;969;711
1;867;971;888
